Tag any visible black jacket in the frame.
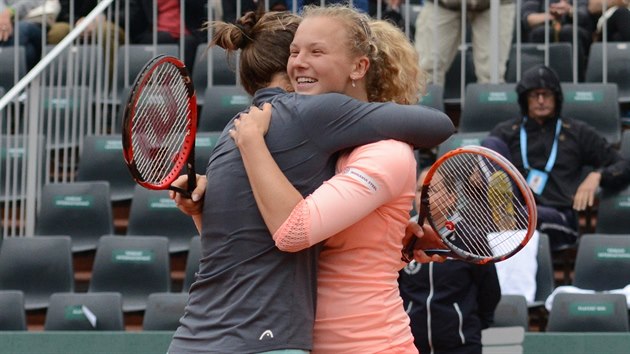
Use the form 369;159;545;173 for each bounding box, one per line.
399;260;501;354
490;116;630;208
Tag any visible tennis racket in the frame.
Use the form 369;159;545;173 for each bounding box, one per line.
122;55;197;197
402;146;537;264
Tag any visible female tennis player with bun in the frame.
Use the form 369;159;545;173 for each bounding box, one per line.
168;6;453;354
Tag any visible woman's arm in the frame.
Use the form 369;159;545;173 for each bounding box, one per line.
230;104;303;233
232;105;414;249
295;93;455;153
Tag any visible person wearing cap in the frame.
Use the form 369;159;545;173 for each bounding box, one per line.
482;65;630;251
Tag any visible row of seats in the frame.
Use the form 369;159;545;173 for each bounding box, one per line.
442;42;630;105
495;232;630;332
0;234;201;312
0;43;237;102
495;292;630;332
2;232;628;332
0;290;188;331
0;133;220;204
426;82;624;146
32;182;199;253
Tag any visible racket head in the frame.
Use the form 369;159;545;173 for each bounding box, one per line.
122;55;197;192
421;145;537;264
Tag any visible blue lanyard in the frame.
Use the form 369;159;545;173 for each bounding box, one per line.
520;117;562;172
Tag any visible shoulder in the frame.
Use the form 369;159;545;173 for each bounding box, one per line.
345;140;415;174
491;117;521;135
561;117;605;138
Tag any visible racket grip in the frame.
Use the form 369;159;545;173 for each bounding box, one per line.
424;249;452;256
401;237;417;263
169;185;192;199
186;162;196;192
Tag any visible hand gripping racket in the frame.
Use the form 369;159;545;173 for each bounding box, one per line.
122;55;197;197
402;146;537;264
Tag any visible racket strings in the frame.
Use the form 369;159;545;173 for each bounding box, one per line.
131;63;191;183
428;152;531;259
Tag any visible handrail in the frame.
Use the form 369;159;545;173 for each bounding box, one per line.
0;0;114;110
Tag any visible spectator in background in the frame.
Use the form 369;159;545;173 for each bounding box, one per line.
0;0;44;70
414;0;515;85
221;0;288;24
288;0;370;13
588;0;630;42
522;0;593;80
47;0;124;45
399;166;501;354
47;0;124;84
368;0;412;32
483;65;630;251
128;0;206;73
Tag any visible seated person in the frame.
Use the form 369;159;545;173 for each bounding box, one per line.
128;0;206;73
0;0;43;70
482;65;630;251
521;0;593;80
588;0;630;41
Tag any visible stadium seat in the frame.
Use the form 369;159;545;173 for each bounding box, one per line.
44;292;124;331
35;181;114;252
619;129;630;160
506;43;574;83
194;131;222;175
197;85;251;132
546;293;629;332
76;134;136;202
458;83;519;133
436;131;489;158
419;84;445;112
493;295;529;329
595;186;630;234
561;83;621;145
0;236;74;310
182;235;202;292
0;46;26;92
88;235;171;312
40;86;91;148
127;185;198;253
142;292;188;330
481;326;525;354
0;290;27;330
572;233;630;291
531;233;555;308
192;44;237;106
585;42;630;104
0;134;45;203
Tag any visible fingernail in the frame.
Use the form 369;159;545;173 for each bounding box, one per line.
192;193;200;202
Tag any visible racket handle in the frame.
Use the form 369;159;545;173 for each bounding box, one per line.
186;162;196;193
424;249;452;256
401;237;417;263
169;185;192;199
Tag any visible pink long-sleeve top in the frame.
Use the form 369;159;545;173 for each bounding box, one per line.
274;139;418;354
